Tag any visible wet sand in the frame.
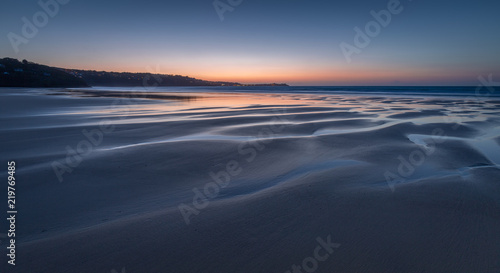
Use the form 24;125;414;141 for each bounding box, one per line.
1;88;499;272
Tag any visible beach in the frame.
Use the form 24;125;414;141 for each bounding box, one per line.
1;87;499;273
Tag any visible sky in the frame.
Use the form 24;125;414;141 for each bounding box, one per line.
1;0;500;85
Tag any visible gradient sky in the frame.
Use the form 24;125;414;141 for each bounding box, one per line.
1;0;500;85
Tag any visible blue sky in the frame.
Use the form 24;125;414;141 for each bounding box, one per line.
1;0;499;85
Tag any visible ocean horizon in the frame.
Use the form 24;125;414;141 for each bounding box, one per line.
66;85;500;97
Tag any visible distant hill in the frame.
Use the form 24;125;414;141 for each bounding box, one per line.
0;58;288;88
0;58;88;87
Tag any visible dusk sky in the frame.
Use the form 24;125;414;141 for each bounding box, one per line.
2;0;500;85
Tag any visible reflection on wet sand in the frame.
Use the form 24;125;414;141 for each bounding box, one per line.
1;88;500;273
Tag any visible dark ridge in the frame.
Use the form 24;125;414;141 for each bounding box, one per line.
0;58;88;87
0;58;288;88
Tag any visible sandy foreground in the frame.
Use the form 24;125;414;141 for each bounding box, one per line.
1;88;499;273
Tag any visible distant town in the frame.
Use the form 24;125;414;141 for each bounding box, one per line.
0;58;289;88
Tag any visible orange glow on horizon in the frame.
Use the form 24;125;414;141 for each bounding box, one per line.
46;60;479;86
